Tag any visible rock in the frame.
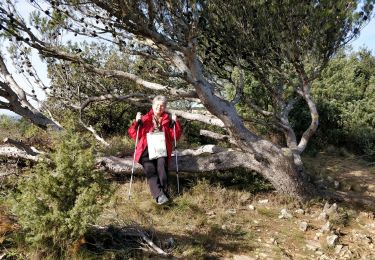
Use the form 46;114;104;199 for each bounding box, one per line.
317;212;328;221
325;203;338;215
248;205;256;211
321;221;331;233
339;246;352;258
335;244;343;254
258;199;269;204
334;181;340;189
239;193;251;203
319;254;330;260
299;221;308;232
269;237;277;245
278;208;293;219
323;202;330;211
295;209;305;214
306;240;321;251
226;209;237;214
326;235;339;246
314;232;323;240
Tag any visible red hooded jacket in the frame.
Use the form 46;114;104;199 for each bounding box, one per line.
127;109;182;163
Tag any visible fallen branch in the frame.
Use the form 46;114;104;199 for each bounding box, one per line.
3;138;43;156
88;224;168;256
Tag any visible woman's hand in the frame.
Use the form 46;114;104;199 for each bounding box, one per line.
136;112;142;123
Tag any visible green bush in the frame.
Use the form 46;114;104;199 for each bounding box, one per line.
11;129;112;256
290;49;375;158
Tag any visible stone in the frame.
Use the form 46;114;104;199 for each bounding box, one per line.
248;205;256;210
258;199;269;204
323;202;330;211
314;232;323;240
295;209;305;214
335;244;343;254
319;254;330;260
325;203;338;215
334;181;340;189
339;246;352;258
321;221;331;233
226;209;237;214
299;221;308;232
269;237;277;245
326;235;339;246
306;240;321;251
278;208;293;219
239;193;251;203
317;212;328;221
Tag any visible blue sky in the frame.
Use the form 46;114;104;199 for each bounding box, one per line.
1;12;375;116
351;18;375;54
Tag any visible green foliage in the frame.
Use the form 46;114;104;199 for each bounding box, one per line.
0;114;13;129
11;128;112;255
291;49;375;158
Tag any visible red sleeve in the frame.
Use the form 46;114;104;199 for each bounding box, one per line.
127;121;139;140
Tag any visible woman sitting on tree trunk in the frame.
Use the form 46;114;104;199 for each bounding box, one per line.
128;95;182;205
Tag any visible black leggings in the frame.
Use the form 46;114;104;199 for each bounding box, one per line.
140;148;168;199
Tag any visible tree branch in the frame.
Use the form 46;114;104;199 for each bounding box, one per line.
168;108;224;127
80;93;148;110
98;145;264;174
199;130;237;145
293;64;319;153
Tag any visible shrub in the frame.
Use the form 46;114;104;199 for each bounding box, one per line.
11;128;112;256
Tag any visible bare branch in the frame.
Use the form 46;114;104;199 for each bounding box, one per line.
246;99;274;117
80;93;148;110
0;100;10;109
3;138;44;156
77;84;109;146
199;130;237;145
168;108;224;127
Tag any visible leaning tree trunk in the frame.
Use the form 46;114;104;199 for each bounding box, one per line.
179;53;315;200
0;55;61;131
10;101;61;130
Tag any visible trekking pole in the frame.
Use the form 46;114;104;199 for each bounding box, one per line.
128;119;141;199
173;123;180;194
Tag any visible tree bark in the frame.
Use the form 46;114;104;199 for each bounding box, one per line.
0;56;62;131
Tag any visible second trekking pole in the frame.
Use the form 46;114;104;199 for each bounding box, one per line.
128;118;141;199
173;123;180;194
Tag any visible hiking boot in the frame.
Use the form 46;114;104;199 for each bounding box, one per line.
157;194;169;205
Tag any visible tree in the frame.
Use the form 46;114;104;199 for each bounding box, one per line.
0;0;373;199
0;53;61;130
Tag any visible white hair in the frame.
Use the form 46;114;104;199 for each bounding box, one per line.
152;95;167;105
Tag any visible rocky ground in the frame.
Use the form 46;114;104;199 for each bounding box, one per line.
0;151;374;259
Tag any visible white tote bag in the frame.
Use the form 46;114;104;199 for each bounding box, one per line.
146;132;167;160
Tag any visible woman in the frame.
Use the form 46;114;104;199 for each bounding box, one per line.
128;95;182;205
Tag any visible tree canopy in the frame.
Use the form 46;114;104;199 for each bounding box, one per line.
0;0;374;198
